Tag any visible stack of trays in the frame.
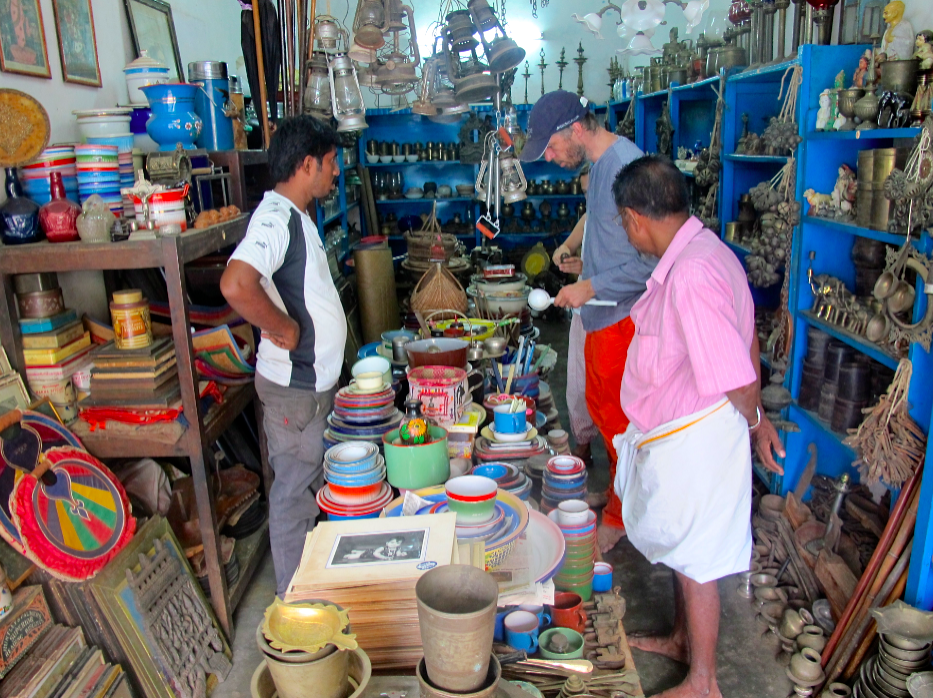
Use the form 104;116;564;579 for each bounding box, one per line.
20;145;78;204
317;441;392;520
472;462;532;501
473;433;549;461
86;337;180;407
541;455;588;513
549;500;597;601
853;634;932;698
325;382;402;450
75;144;121;216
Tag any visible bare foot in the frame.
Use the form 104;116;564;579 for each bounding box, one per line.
629;632;690;665
651;676;722;698
597;523;626;553
586;490;609;509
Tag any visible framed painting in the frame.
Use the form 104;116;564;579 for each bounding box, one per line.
0;0;52;78
122;0;182;82
50;0;100;86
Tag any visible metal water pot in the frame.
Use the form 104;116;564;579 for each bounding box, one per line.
706;43;747;76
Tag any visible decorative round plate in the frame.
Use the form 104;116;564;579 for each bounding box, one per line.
10;447;135;581
0;90;51;167
0;411;83;553
481;425;537;443
528;509;566;584
326;411;402;436
357;341;382;359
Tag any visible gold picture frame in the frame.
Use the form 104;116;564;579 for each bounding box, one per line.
50;0;101;87
0;0;52;79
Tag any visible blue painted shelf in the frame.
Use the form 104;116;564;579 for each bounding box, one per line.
802;216;907;246
799;311;899;370
806;127;921;141
365;160;468;167
724;154;790;163
791;403;857;456
375;197;474;205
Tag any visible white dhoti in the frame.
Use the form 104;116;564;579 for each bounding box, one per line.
613;399;752;584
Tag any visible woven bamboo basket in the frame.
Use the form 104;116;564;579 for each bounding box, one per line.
411;263;468;321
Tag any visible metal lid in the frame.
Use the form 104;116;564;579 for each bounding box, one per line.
228;75;242;94
124;50;168;73
112;289;144;304
187;61;228;81
13;273;59;295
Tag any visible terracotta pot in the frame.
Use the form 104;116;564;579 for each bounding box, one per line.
797;625;826;653
790;648;824;682
416;565;498;692
416;655;501;698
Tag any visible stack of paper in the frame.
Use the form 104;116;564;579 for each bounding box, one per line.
285;514;459;669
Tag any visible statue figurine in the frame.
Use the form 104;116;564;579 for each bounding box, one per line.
831;164;857;218
816;90;833;130
914;30;933;70
853;50;871;87
881;1;914;61
830;70;846;130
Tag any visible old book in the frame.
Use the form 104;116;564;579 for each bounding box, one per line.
0;586;53;679
23;334;92;367
90;368;178;394
90;358;177;381
81;381;181;408
24;349;93;382
55;649;103;698
19;311;79;336
22;322;86;350
92;339;173;368
43;647;94;698
26;628;87;698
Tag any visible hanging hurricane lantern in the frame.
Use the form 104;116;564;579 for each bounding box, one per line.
351;0;386;50
467;0;525;72
314;16;349;53
304;51;333;119
329;53;368;131
372;0;420;95
348;41;378;64
499;153;528;204
446;9;480;51
412;54;441;115
443;24;497;102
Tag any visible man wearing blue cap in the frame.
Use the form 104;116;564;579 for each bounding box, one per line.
521;90;656;553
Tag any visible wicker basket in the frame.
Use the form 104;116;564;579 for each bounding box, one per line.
411;263;467;321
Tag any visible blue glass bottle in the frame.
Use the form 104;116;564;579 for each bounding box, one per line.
1;168;42;245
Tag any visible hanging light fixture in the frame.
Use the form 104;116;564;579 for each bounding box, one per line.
683;0;710;32
412;54;441;115
314;16;350;53
304;51;333;119
572;12;606;38
618;31;663;55
372;0;421;95
443;18;498;102
499;152;528;204
329;53;368;131
351;0;386;50
348;41;378;64
468;0;526;73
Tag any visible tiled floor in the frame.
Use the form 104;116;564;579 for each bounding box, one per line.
215;316;790;698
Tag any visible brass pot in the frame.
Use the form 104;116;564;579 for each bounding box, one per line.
838;88;865;119
706;43;747;77
853;91;880;127
880;59;919;96
667;67;688;85
857;149;874;182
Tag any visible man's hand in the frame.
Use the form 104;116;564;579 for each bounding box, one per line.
752;415;785;475
552;243;571;266
558;256;584;275
261;318;300;351
554;279;596;308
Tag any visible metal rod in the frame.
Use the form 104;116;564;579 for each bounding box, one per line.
776;1;788;58
749;2;760;65
252;0;272;147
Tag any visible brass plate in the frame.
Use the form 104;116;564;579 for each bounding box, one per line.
262;598;358;654
0;90;50;168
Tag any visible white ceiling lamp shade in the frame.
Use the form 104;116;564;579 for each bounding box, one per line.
617;0;666;33
616;20;657;41
572;13;605;39
617;31;662;55
683;0;710;33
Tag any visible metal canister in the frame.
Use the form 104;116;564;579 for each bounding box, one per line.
857;149;874;183
110;289;152;350
228;75;248;151
856;182;874;228
187;61;234;151
870;147;909;231
13;272;59;295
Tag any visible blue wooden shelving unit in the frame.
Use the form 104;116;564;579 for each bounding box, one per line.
314;145;360;262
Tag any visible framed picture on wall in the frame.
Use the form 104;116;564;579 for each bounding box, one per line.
123;0;182;81
50;0;101;86
0;0;52;78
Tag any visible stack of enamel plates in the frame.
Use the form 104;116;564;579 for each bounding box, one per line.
541;455;588;513
325;381;402;450
317;441;393;520
21;145;78;205
75;144;121;216
471;462;532;501
549;500;596;601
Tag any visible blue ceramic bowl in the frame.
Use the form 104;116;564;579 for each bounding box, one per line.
325;442;380;470
473;464;509;481
323;463;386;488
544;476;587;491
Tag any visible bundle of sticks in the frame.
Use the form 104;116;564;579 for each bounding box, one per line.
816;463;923;690
845;358;926;488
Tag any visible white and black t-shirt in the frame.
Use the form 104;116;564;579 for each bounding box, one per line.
229;191;347;392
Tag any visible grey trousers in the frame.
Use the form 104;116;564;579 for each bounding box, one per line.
255;373;335;596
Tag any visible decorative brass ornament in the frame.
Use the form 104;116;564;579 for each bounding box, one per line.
262;598;358;654
0;89;50;168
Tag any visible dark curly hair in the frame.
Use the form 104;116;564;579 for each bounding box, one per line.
612;155;689;219
268;115;339;184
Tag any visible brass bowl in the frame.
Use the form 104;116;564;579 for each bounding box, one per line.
838;88;865;118
262;598;357;654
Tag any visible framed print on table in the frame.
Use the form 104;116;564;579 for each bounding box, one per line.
50;0;100;86
122;0;182;82
0;0;52;78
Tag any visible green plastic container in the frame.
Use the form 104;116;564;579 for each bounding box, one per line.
383;426;450;490
555;575;594;602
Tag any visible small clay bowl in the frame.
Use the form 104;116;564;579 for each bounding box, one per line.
883;633;932;652
754;586;787;604
821;683;852;698
751;573;778;588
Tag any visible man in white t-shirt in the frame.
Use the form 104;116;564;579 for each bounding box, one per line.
221;116;347;596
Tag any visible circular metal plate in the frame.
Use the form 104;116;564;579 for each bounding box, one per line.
0;89;50;168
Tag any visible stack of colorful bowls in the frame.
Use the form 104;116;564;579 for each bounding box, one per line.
549;499;596;600
325;378;402;452
317;441;392;520
21;146;78;205
541;455;588;513
87;135;136;211
75;144;121;216
472;463;532;501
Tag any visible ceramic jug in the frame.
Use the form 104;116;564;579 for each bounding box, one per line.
39;172;81;243
1;168;42;245
141;83;203;151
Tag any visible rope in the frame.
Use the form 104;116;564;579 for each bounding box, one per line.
777;65;803;124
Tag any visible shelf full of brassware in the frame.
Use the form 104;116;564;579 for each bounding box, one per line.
358;105;584;251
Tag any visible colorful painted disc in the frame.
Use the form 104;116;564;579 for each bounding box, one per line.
11;446;134;580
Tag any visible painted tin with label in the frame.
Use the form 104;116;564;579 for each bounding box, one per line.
110;289;152;350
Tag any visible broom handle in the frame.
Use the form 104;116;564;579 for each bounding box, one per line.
253;0;272;148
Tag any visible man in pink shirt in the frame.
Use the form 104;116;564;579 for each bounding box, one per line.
611;157;784;698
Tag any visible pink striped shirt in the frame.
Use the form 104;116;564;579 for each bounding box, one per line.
619;216;756;433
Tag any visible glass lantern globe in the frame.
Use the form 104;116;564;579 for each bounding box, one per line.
304;52;332;119
328;53;368;131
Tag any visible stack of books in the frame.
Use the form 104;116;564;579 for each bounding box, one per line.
0;625;130;698
85;337;179;408
22;310;93;422
285;514;459;669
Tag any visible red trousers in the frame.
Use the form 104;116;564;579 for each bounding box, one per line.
584;316;635;530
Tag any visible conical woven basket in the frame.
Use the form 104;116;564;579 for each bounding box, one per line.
411;263;467;321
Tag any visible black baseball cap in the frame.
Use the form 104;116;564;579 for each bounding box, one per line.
520;90;591;162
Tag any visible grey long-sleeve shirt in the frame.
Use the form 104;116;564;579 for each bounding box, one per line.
580;137;658;333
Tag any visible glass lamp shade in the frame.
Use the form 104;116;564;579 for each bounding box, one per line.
304;52;333;117
618;22;656;40
500;155;527;204
705;12;729;43
618;31;662;55
349;41;377;63
572;13;604;39
329;54;368;131
617;0;666;33
684;0;710;33
728;0;751;24
412;56;440;115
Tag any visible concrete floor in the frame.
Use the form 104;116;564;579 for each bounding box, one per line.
215;316;791;698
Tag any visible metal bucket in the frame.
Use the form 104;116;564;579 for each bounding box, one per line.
416;654;501;698
415;565;498;692
262;642;349;698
